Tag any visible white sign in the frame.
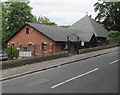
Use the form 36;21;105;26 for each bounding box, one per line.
19;51;32;57
81;42;85;46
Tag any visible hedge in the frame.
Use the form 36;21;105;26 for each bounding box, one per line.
79;44;119;54
2;52;69;69
1;44;119;69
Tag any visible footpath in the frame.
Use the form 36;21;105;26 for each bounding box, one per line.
1;47;119;81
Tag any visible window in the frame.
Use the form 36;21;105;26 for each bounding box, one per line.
26;28;29;34
61;43;68;50
22;47;27;51
11;44;14;47
28;44;33;51
42;43;47;51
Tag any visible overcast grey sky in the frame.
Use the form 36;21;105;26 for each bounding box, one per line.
1;0;99;25
29;0;99;25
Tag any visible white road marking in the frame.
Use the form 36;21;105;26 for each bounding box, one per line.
109;59;120;64
51;68;99;89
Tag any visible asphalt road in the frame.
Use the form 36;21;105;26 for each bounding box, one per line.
2;50;119;93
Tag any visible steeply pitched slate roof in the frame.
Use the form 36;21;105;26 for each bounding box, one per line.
75;32;94;42
7;17;104;43
27;22;73;42
69;15;108;38
27;22;93;42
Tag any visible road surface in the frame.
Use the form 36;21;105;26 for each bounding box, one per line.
2;50;119;93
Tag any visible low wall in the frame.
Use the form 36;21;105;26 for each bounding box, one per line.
79;44;119;54
2;52;69;69
2;44;119;69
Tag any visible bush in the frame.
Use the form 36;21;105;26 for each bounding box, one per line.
5;47;19;59
2;52;69;69
107;30;120;45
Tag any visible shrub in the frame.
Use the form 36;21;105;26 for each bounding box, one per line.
2;52;69;69
107;30;120;45
5;47;19;59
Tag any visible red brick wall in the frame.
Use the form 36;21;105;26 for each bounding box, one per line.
55;43;65;53
7;25;65;56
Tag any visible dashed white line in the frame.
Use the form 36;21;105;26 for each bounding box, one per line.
109;59;120;64
51;68;99;89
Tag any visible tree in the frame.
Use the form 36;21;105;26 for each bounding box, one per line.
94;1;120;31
33;16;57;26
5;47;19;59
107;30;120;44
2;1;34;49
59;25;71;28
0;2;2;50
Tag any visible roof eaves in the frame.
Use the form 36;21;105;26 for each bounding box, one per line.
87;16;98;37
6;23;27;43
6;23;56;43
26;23;56;42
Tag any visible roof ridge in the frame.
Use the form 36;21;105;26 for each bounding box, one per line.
87;16;97;36
26;22;56;27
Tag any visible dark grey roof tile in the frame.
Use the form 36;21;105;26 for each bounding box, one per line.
69;15;108;38
27;22;93;42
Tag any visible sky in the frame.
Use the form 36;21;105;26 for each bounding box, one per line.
29;0;99;25
1;0;99;25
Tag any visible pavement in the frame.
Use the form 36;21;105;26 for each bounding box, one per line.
1;46;119;81
2;49;119;93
